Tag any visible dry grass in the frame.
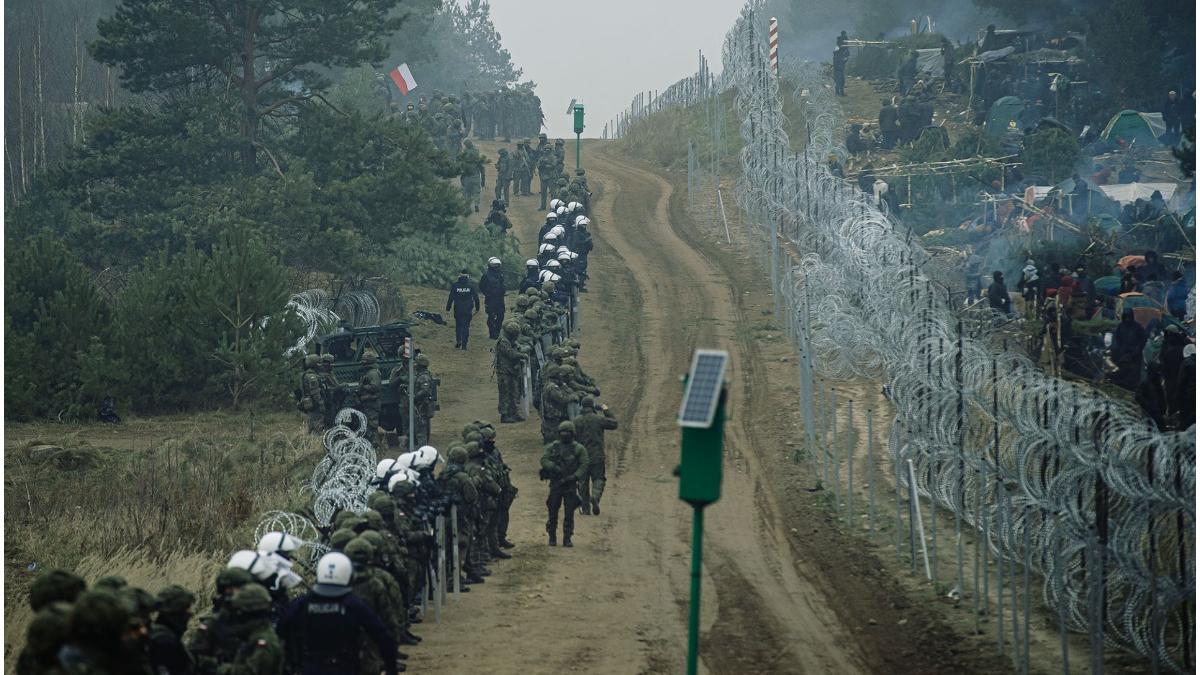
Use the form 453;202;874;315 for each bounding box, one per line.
4;410;324;667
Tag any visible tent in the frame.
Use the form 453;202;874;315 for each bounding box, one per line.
1100;110;1165;148
985;96;1024;138
1115;292;1163;329
1094;275;1122;296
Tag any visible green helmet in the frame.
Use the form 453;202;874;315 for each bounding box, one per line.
465;431;482;444
480;426;496;440
230;584;272;616
361;351;378;364
524;287;539;297
465;441;482;457
580;396;596;410
94;576;128;592
415;354;430;368
156;585;196;615
515;296;531;309
448;446;468;464
68;590;129;647
320;353;335;364
503;321;520;336
363;509;384;531
524;309;539;320
120;587;159;622
557;421;575;434
215;567;254;594
30;569;87;611
368;492;394;518
304;354;320;368
358;530;385;553
329;528;357;551
344;537;375;565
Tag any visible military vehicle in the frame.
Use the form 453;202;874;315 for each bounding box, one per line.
314;322;438;437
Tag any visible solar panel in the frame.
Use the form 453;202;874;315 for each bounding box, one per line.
677;349;729;428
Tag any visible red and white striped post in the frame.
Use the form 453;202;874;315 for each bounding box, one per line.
768;17;779;76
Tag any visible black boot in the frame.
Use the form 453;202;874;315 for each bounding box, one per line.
548;530;557;546
592;498;600;515
500;539;516;549
491;548;512;559
563;535;574;548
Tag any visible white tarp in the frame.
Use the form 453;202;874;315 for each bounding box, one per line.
1098;182;1177;206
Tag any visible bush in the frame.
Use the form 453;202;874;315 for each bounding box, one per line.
387;226;523;288
1021;127;1081;184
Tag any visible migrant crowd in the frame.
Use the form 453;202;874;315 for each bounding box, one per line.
394;88;544;151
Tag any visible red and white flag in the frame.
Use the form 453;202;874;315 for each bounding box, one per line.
388;63;417;95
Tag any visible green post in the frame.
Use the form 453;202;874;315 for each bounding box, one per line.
687;505;704;675
573;103;585;171
676;349;728;675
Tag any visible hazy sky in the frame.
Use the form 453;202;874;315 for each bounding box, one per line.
489;0;746;139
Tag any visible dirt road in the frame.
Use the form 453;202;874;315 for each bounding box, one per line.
407;141;873;674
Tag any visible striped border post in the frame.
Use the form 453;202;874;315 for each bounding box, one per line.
769;17;779;76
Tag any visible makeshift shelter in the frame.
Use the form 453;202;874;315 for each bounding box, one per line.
1094;275;1122;296
1115;292;1163;329
1098;182;1177;207
915;48;944;78
1100;110;1165;148
985;96;1025;138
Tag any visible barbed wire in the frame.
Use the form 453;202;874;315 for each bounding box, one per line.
716;3;1194;669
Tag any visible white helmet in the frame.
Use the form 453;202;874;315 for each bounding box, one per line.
388;471;417;492
550;226;565;236
550;199;563;210
376;458;402;480
256;532;302;557
575;216;590;226
412;445;440;470
525;258;539;267
313;552;354;597
545;212;556;222
556;245;571;254
567;201;581;211
545;259;562;269
227;550;279;581
539;270;561;283
556;206;566;216
395;451;418;470
557;251;572;261
487;256;501;266
568;251;579;260
543;231;558;242
539;243;557;255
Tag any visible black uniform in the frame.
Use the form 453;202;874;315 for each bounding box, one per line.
519;267;540;294
277;592;397;675
446;273;480;349
479;267;507;339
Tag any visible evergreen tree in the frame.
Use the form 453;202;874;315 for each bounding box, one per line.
90;0;404;174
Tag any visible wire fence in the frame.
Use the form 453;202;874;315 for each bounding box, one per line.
625;1;1195;672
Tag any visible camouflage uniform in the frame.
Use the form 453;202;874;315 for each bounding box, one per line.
519;140;535;195
554;139;566;178
480;427;517;552
357;352;382;446
536;138;557;210
299;355;324;434
219;586;282;675
438;447;479;584
345;538;397;675
465;442;502;574
509;144;528;199
412;355;437;447
539;366;578;443
459;139;486;212
494;322;527;423
494;148;511;202
318;354;346;429
540;421;589;546
572;398;619;515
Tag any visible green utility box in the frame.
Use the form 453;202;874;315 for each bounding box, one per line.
678;404;725;505
573;104;585;134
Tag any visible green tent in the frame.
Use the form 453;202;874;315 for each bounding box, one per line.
1100;110;1164;148
984;96;1024;138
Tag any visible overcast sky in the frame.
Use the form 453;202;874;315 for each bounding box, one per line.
489;0;746;138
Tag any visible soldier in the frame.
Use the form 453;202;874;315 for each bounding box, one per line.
540;365;578;443
358;351;382;446
520;139;536;195
187;568;254;672
17;569;87;674
319;354;346;429
459;139;486;212
277;552;398;675
344;538;401;675
554;138;566;177
465;441;502;577
479;257;507;340
480;426;517;552
299;354;324;434
494;148;511;202
439;446;481;586
536;141;558;211
540;421;589;547
567;169;591;214
509;143;527;200
215;586;281;675
358;529;413;650
149;585;195;675
55;590;139;674
495;321;527;423
411;354;437;447
572;397;619;515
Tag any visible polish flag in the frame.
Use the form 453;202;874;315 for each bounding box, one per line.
388;63;417;95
